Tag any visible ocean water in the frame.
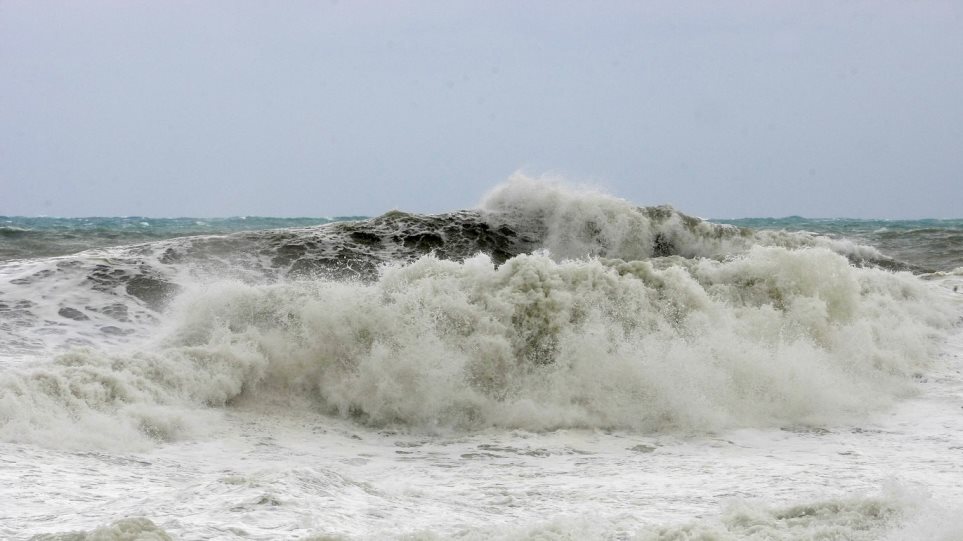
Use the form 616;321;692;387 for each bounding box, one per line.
1;176;962;540
715;217;963;275
0;217;365;262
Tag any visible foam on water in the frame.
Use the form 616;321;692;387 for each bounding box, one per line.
0;177;914;356
480;175;899;268
2;176;962;539
29;517;172;541
0;246;953;449
719;216;963;273
432;484;963;540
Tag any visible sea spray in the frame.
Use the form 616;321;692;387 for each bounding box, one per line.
0;178;916;358
1;244;952;448
3;178;962;539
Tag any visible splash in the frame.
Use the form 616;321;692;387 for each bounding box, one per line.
0;177;955;448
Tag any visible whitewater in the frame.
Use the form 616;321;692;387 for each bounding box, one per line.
2;177;962;540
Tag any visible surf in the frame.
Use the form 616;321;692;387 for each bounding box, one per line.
0;177;955;451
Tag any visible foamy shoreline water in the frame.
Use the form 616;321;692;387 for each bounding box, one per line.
2;178;962;540
7;294;963;539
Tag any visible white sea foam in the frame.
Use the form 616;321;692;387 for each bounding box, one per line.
480;174;893;265
0;177;956;452
0;177;909;362
3;178;962;540
1;243;952;449
428;483;963;541
480;174;664;261
30;517;172;541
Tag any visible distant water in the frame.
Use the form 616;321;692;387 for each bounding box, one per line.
716;217;963;273
2;177;962;540
0;215;364;261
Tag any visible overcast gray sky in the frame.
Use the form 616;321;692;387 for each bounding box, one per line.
1;1;961;218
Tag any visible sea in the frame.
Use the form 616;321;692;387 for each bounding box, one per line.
1;177;962;540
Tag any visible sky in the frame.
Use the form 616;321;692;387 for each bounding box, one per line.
1;1;961;219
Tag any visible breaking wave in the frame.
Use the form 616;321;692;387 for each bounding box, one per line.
0;176;956;449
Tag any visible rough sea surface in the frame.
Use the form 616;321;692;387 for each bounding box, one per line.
2;177;962;540
0;216;365;262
